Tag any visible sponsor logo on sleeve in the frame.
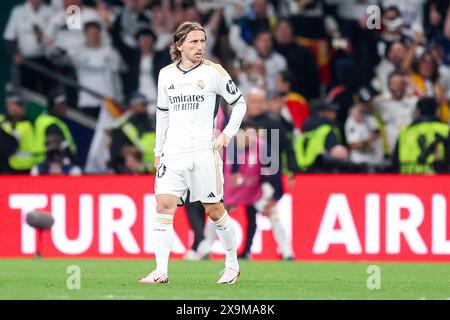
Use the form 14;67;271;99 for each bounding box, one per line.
226;80;239;95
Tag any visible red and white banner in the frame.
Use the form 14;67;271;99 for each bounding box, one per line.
293;175;450;261
0;175;449;261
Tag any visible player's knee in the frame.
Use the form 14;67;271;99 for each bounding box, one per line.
203;203;225;221
269;212;279;222
207;210;222;221
156;203;175;214
156;199;177;214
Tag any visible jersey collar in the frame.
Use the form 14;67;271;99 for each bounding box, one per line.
176;59;203;74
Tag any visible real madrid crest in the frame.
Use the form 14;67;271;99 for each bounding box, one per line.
197;79;205;90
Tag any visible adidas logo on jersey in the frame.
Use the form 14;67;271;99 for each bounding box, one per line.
168;84;175;90
207;192;216;198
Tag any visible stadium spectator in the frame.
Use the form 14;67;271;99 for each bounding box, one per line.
273;19;320;100
371;41;408;94
2;0;450;174
392;96;450;173
286;0;339;40
404;49;450;122
33;91;77;165
236;58;267;99
3;0;54;94
228;0;275;60
45;0;111;61
286;0;339;86
148;0;174;51
69;21;124;119
433;22;450;65
326;57;359;129
109;92;155;174
376;5;415;59
137;0;152;14
244;29;287;95
44;0;112;108
181;1;223;60
109;0;151;49
382;0;427;29
111;25;170;110
294;100;348;173
430;42;450;110
327;0;372;38
0;90;35;174
345;87;384;166
332;0;380;86
274;70;310;131
428;2;450;66
373;71;418;155
30;133;82;175
423;0;450;40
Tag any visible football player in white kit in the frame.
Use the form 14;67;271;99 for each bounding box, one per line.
139;22;247;284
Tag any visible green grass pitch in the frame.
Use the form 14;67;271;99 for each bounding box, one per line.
0;259;449;299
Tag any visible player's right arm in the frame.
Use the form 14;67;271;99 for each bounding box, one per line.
154;71;169;168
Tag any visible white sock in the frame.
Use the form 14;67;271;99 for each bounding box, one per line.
197;219;216;257
214;210;239;270
269;210;293;258
205;218;217;241
153;213;174;274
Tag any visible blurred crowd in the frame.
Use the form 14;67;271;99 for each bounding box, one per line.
1;0;450;176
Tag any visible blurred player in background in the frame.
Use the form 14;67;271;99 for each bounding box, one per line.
183;196;207;260
197;119;294;260
139;21;247;285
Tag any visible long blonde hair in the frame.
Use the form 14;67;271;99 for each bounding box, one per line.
170;21;206;62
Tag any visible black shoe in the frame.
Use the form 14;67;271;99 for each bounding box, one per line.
238;252;250;260
282;256;295;261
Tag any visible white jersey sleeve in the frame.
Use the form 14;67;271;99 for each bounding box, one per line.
213;66;246;138
215;67;242;105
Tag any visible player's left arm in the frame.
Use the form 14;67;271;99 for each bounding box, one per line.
213;68;247;150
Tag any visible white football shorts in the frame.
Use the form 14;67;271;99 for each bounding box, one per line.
155;149;224;204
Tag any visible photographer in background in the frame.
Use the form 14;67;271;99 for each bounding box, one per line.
31;134;82;175
108;145;151;175
34;91;77;165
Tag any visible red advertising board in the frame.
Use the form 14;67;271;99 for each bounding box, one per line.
293;175;450;261
0;175;449;261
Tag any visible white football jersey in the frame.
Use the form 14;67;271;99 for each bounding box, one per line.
157;59;242;156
